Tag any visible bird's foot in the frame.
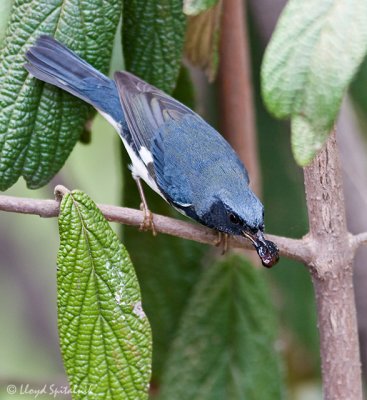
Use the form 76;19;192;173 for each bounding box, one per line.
133;176;157;236
214;232;229;255
139;202;157;236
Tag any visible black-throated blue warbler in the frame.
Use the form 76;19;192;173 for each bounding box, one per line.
24;36;279;267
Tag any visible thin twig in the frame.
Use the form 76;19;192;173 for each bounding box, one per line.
351;232;367;250
0;192;309;264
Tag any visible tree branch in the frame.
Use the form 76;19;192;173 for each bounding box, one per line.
0;190;309;264
303;130;363;399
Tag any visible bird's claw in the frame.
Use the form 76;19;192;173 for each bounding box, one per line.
214;232;229;255
139;202;157;236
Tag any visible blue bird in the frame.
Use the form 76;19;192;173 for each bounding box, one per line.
24;36;279;267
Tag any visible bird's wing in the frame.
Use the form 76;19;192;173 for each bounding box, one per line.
150;123;194;208
150;114;250;214
114;71;250;216
114;71;195;153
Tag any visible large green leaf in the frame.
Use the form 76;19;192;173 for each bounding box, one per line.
122;0;186;93
159;255;285;400
261;0;367;166
0;0;121;190
58;190;152;400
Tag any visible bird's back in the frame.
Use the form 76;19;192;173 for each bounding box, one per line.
151;114;250;215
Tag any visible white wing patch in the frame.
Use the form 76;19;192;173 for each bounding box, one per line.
98;110;163;197
139;146;154;164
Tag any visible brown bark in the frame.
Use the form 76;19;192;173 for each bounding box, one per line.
304;131;362;399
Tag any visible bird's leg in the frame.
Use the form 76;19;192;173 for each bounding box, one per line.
134;177;157;236
222;233;229;254
214;232;229;255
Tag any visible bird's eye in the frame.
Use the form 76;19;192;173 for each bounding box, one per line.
229;213;240;224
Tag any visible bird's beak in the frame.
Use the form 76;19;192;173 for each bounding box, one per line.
242;229;279;268
242;230;265;247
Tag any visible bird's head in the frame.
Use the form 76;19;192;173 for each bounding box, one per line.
200;188;279;267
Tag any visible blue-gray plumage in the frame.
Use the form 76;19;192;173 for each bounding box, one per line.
151;115;264;231
24;35;279;267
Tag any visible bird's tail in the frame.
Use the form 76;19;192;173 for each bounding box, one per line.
24;35;123;123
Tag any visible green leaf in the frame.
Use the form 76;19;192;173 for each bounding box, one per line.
58;190;152;399
290;115;330;166
159;254;285;400
261;0;367;166
122;0;186;93
183;0;219;16
0;0;121;190
0;0;13;47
